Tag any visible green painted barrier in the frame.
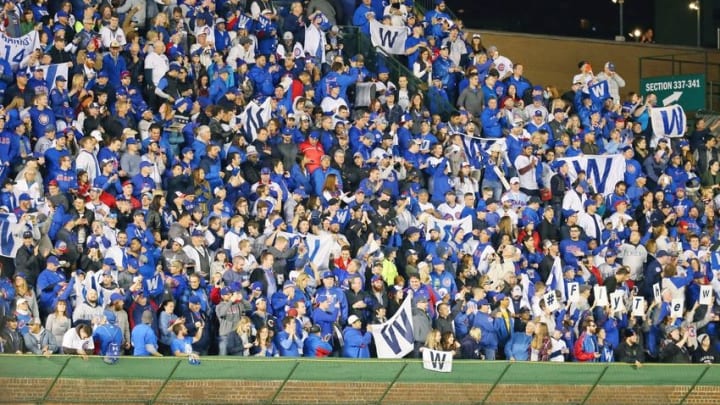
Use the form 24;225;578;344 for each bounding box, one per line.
1;355;717;386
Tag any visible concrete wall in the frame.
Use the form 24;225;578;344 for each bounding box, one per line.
472;30;720;105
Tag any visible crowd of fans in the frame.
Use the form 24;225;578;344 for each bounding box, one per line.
0;0;719;365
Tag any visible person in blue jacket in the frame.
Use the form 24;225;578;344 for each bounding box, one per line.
36;256;68;317
209;68;230;104
93;310;124;356
303;324;333;357
352;0;375;36
248;55;278;97
505;321;535;361
311;293;339;341
481;97;505;138
342;315;372;358
315;271;349;325
471;299;498;360
275;316;302;357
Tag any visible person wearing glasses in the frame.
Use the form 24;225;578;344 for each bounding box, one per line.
573;317;601;362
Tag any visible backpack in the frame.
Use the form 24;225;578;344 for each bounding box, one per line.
104;327;122;365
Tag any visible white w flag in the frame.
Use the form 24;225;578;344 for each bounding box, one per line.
37;63;69;90
369;20;408;55
304;233;334;271
371;295;414;358
239;97;273;140
426;216;472;242
545;256;565;302
556;155;625;196
651;105;686;138
0;213;18;258
0;30;38;69
423;349;453;372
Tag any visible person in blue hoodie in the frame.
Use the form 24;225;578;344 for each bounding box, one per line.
472;299;498;360
342;314;372;358
36;256;69;318
481;97;505;138
352;0;375;36
430;158;453;205
303;324;333;357
248;55;278;98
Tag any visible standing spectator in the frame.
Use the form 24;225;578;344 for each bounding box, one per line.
23;317;58;356
342;315;372;358
93;310;123;358
505;321;535;361
275;316;302;357
45;300;71;352
460;327;482;359
615;329;645;366
574;318;600;362
131;310;162;357
659;325;691;363
1;315;24;353
215;287;245;356
61;324;93;359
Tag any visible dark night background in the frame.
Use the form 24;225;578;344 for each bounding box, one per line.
446;0;720;47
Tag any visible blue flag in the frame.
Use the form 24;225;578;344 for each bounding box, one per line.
588;81;610;104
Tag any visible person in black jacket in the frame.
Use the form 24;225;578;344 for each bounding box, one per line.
693;333;720;364
0;315;24;353
434;300;463;336
614;328;645;366
460;327;482;359
549;160;570;225
538;239;560;283
659;325;691;363
13;231;45;287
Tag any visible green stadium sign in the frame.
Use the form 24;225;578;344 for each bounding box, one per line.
640;74;706;112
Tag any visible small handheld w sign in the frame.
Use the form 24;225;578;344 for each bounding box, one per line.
422;349;453;373
699;285;713;306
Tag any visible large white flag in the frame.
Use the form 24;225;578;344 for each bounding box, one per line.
0;30;38;69
239;97;273;140
556;155;625;196
423;349;453;372
369;20;408;55
0;212;18;258
36;63;69;90
545;256;565;302
371;295;414;358
304;233;334;271
651;104;686;138
426;216;472;242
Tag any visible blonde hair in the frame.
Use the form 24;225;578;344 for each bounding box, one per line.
531;322;549;350
424;329;442;350
235;316;252;334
